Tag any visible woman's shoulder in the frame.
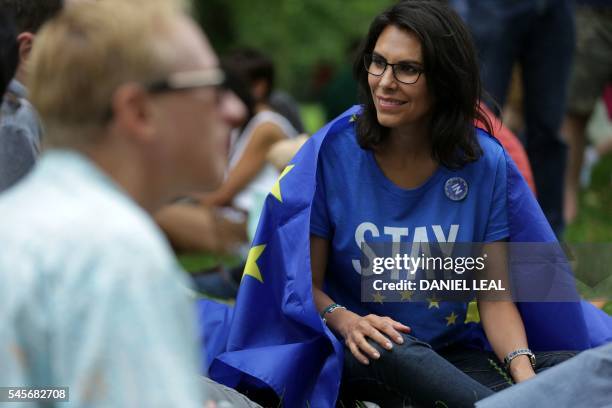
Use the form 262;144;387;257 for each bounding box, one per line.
319;123;363;157
250;110;298;137
251;109;287;124
473;127;506;169
314;106;363;156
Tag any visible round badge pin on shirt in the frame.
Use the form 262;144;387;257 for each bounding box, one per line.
444;177;468;201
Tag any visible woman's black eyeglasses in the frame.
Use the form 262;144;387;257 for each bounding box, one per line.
364;53;423;85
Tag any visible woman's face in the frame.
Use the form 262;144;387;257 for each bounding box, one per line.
368;25;433;132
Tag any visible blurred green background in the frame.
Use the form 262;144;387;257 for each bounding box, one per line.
193;0;394;100
565;156;612;243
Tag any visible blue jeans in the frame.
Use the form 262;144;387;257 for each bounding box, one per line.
339;334;575;407
459;0;575;237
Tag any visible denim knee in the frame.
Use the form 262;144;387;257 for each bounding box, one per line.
373;333;434;367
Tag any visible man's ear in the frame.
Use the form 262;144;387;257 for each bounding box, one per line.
109;83;156;144
17;32;34;66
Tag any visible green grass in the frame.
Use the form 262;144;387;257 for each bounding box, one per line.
565;155;612;243
564;154;612;313
178;253;242;273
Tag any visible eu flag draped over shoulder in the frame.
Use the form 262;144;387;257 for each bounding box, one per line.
198;105;612;407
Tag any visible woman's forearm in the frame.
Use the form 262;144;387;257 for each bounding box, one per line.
312;285;335;314
479;300;535;382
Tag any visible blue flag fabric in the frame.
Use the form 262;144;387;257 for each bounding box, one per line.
197;108;358;407
198;105;612;407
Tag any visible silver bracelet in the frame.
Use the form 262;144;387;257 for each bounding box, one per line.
503;348;536;370
321;303;347;323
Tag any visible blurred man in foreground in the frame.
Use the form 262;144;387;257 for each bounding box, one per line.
0;0;253;406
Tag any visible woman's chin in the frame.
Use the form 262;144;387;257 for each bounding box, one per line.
376;111;401;128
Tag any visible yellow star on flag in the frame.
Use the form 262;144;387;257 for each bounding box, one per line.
445;311;458;326
270;165;295;203
372;291;386;304
242;244;266;283
400;290;413;301
427;297;440;309
464;301;481;324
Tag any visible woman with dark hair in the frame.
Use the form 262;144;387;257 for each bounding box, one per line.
309;1;572;406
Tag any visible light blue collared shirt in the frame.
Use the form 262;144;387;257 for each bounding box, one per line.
0;150;204;407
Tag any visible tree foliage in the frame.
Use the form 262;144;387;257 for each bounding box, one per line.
194;0;395;98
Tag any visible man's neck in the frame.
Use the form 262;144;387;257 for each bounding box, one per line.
81;144;169;214
14;68;27;90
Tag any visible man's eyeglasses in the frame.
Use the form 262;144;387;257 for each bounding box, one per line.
103;68;227;121
364;53;423;85
145;67;226;93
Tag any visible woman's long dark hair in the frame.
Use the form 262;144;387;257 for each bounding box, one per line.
354;0;493;169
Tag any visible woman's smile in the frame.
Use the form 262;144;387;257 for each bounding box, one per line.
376;95;407;109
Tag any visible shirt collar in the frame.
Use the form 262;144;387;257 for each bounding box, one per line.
38;149;128;200
7;79;28;99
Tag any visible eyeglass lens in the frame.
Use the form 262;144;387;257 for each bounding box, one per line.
364;54;421;85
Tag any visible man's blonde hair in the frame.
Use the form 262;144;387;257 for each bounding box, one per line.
28;0;189;147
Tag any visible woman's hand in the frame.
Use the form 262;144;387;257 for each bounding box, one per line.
309;236;410;365
336;311;411;365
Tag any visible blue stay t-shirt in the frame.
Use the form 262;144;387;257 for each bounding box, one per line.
310;125;509;349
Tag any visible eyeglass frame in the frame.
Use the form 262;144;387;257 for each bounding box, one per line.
363;53;424;85
103;67;227;120
145;67;226;93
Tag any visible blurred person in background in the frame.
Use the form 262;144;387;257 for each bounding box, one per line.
157;49;301;232
455;0;575;237
562;0;612;224
269;89;304;134
0;0;259;406
155;64;253;257
0;0;62;192
202;48;300;213
156;49;305;299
